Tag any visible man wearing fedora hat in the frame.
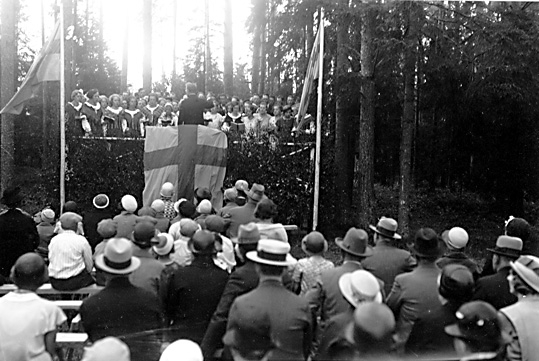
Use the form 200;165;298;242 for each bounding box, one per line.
307;228;375;322
226;240;312;360
80;238;164;342
445;301;508;361
406;264;475;358
317;269;383;360
499;255;539;361
161;230;229;343
225;183;266;238
387;227;444;353
473;235;523;310
201;223;262;359
363;217;415;296
0;186;39;279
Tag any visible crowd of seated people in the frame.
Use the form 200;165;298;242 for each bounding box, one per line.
66;87;312;140
1;181;537;361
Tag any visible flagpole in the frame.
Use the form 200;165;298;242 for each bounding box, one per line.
312;8;324;231
60;1;66;212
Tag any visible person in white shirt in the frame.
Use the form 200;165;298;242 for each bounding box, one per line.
0;253;67;361
48;212;94;290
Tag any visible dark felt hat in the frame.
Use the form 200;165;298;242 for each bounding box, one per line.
1;186;23;206
412;228;443;258
335;228;373;257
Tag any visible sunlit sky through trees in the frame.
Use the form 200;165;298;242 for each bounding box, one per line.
21;0;252;90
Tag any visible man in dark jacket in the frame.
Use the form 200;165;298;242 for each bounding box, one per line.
178;83;214;125
84;194;115;251
227;239;312;361
80;238;163;342
473;235;522;309
225;184;265;238
161;230;229;343
363;217;415;296
0;186;39;279
201;222;261;359
406;264;475;358
437;226;480;279
307;228;374;322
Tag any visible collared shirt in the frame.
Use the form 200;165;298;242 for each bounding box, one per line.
0;292;67;361
48;230;93;279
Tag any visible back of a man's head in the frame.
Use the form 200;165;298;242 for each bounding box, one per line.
12;253;47;291
186;82;197;95
257;263;285;277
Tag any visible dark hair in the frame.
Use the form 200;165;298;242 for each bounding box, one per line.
186;82;197;94
506;218;531;243
87;89;99;99
257;263;285;276
254;198;278;220
12;256;46;289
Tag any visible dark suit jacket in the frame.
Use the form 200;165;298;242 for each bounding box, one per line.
307;261;362;322
80;276;163;342
317;309;355;361
201;260;259;358
405;302;459;358
225;201;258;238
437;251;480;280
162;255;229;343
228;278;313;360
386;263;442;351
472;266;517;310
0;208;39;278
84;208;115;251
361;240;415;296
179;95;214;125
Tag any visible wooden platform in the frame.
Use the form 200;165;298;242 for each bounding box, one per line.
0;283;103;296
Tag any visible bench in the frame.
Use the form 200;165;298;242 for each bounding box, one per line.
0;283;103;296
55;332;88;347
55;300;83;310
283;225;299;232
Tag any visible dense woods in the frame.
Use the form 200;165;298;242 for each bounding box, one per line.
2;0;539;236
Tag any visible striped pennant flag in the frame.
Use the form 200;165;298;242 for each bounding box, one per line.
296;24;321;131
142;125;227;210
1;21;61;115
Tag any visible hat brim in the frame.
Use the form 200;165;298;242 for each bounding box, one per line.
444;324;465;339
487;248;521;259
338;273;382;308
231;237;259;244
335;239;373;257
368;225;402;240
93;196;109;209
95;254;141;275
301;240;328;256
246;251;296;266
511;260;539;293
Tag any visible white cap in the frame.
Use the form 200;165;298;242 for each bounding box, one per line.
446;227;469;249
196;199;212;215
159;339;203;361
82;337;130;361
121;195;138;213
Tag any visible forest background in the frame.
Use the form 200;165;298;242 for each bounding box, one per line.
1;0;539;264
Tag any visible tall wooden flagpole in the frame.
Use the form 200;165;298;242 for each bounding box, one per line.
60;0;66;211
312;8;324;231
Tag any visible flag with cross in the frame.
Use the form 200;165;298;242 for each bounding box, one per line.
142;125;227;210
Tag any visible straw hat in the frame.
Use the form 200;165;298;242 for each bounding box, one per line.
246;239;296;266
95;238;141;275
339;270;383;307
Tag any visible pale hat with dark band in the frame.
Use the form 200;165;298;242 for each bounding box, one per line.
246;239;296;266
339;270;383;307
95;238;140;275
369;217;401;240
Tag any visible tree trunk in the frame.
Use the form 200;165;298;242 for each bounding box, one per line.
334;0;352;224
0;0;18;192
142;0;152;92
398;2;418;239
64;0;74;94
98;0;104;74
121;4;129;92
223;0;234;97
258;11;267;96
357;4;376;229
251;0;263;94
172;0;177;79
204;0;210;93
